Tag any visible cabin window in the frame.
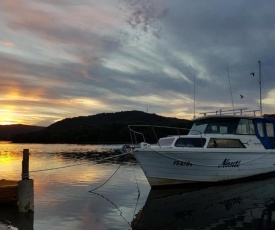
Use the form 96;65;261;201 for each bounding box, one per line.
207;138;245;148
266;123;274;137
189;123;207;135
257;123;264;137
175;138;206;147
236;119;255;135
159;137;175;146
220;126;228;134
189;118;240;135
204;120;238;134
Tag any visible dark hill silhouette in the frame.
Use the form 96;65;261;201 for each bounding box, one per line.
10;111;193;144
0;124;44;140
47;111;190;129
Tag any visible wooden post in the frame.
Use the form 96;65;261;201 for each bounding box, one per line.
18;149;34;213
22;149;29;180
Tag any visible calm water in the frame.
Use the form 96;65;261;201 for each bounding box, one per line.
1;142;275;229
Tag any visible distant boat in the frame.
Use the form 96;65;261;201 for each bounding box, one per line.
122;108;275;187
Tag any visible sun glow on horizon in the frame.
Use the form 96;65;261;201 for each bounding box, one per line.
0;121;18;125
0;115;23;125
0;109;26;125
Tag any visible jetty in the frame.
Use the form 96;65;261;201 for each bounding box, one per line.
0;149;34;213
0;179;18;203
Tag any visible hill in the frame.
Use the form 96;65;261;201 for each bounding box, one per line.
10;111;192;144
0;124;45;140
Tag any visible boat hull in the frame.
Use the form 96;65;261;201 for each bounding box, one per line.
133;148;275;187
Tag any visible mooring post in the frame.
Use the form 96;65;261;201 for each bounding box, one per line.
22;149;30;180
18;149;34;213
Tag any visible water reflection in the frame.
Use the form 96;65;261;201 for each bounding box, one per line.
3;143;275;229
0;142;151;230
132;179;275;230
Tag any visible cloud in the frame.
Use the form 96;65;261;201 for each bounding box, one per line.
1;0;275;125
121;0;168;40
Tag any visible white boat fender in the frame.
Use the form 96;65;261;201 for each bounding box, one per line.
140;142;150;148
121;144;131;153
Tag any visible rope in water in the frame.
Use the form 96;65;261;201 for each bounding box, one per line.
89;163;141;226
88;159;141;227
89;163;122;192
89;191;131;227
132;167;141;221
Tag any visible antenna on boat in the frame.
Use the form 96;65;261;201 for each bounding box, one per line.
227;65;235;113
258;60;262;116
193;75;196;119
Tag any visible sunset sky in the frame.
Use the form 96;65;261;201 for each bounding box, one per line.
1;0;275;126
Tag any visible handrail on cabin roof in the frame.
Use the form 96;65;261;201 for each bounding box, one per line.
199;108;260;116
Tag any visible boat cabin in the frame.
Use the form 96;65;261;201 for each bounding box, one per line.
157;115;275;150
189;116;255;135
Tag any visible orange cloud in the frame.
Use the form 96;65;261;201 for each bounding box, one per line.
3;41;15;47
3;0;21;7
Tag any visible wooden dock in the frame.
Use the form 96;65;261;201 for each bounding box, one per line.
0;149;34;213
0;179;18;203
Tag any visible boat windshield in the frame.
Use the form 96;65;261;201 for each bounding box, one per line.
189;117;255;135
158;137;176;147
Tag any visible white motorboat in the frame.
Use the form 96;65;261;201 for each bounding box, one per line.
122;109;275;187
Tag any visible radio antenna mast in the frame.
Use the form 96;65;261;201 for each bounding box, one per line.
227;65;235;113
258;60;262;116
193;75;196;119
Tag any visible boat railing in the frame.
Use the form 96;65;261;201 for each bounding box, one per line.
200;108;260;116
128;125;191;147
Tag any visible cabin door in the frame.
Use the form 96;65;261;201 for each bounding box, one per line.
254;118;275;149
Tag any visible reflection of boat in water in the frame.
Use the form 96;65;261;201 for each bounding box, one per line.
132;178;275;229
124;110;275;187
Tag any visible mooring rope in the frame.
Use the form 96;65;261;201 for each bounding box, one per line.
89;163;122;192
88;162;142;228
133;168;140;196
89;191;131;227
29;152;130;173
148;147;272;167
132;167;141;221
89;164;142;227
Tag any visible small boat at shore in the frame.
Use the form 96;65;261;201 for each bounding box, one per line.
122;109;275;187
